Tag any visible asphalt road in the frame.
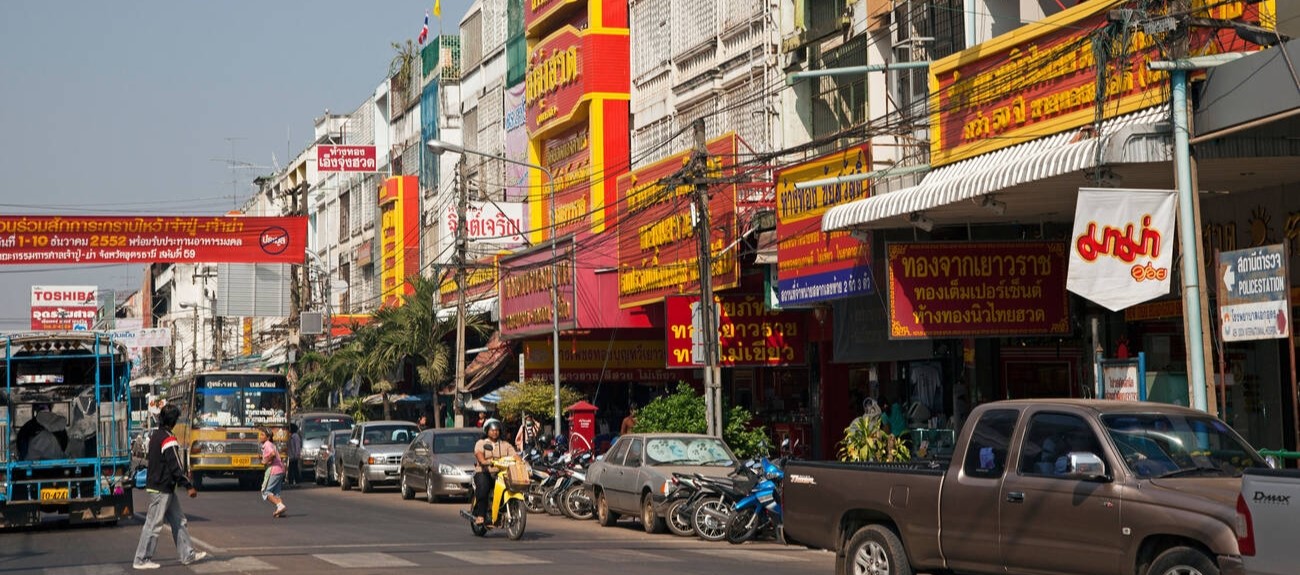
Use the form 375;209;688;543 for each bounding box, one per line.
1;478;835;575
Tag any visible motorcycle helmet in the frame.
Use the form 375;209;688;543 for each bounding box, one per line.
483;418;502;434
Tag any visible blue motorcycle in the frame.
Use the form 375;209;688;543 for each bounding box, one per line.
724;440;791;544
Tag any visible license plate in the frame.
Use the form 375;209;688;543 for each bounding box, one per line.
231;456;252;467
40;487;69;502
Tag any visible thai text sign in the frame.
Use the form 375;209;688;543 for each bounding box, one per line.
887;241;1069;338
440;254;501;305
0;216;307;264
1067;188;1177;311
499;238;577;338
31;285;97;330
1103;362;1141;401
615;134;739;308
525;23;628;135
1218;244;1290;342
927;0;1272;167
443;200;526;246
523;339;677;382
775;145;874;305
380;176;419;307
541;124;592;239
316;145;378;172
664;294;806;368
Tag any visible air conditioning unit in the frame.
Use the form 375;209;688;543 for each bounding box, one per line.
300;311;324;335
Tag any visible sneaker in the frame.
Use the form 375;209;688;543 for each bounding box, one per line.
273;504;286;518
133;561;161;570
183;551;209;566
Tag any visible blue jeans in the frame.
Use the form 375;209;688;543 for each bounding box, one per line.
134;491;198;565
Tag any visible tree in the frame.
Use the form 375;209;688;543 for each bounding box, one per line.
634;383;769;458
495;378;583;425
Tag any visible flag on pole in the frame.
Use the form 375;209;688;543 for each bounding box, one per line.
418;11;429;44
433;0;442;18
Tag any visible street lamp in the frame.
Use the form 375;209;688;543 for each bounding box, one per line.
427;139;564;436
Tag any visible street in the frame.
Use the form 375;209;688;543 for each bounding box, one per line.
1;479;833;575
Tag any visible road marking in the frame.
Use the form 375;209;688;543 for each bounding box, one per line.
188;557;277;573
189;536;228;554
44;566;125;575
312;553;418;568
438;550;550;565
686;548;810;562
578;549;679;562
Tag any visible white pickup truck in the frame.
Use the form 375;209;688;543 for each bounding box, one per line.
1237;467;1300;575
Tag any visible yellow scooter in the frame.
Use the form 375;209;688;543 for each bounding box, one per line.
461;453;529;540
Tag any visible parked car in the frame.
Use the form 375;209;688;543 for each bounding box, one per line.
337;420;420;493
782;399;1270;575
586;433;739;533
313;429;352;486
398;428;481;503
293;412;354;481
1238;467;1300;575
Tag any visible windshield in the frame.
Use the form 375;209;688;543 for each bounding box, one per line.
1102;413;1267;479
331;433;351;448
361;425;417;446
644;437;735;466
302;417;353;440
195;388;241;427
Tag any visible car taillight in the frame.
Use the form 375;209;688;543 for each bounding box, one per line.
1236;493;1255;556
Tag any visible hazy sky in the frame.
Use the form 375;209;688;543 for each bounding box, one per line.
0;0;472;330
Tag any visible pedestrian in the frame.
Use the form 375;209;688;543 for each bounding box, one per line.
133;404;207;570
620;406;638;435
257;426;287;518
475;411;487;428
286;423;302;488
515;412;539;451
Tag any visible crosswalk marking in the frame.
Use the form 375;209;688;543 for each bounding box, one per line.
686;548;810;562
312;552;418;568
188;557;277;573
577;549;679;562
44;566;125;575
437;550;550;565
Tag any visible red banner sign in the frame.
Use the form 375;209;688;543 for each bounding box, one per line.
664;294;806;368
498;238;578;338
316;145;378;172
615;134;739;308
0;216;308;264
887;242;1069;338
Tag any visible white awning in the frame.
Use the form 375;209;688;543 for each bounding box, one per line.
822;105;1172;232
435;297;498;321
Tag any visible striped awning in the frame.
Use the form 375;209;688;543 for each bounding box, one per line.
822;105;1172;232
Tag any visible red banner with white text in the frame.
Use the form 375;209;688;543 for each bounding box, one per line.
0;216;308;264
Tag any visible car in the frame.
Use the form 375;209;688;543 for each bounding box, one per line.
398;428;481;503
585;433;739;533
336;420;420;493
314;429;352;486
293;412;354;481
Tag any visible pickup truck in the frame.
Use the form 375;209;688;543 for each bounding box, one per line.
783;399;1269;575
337;420;419;493
1237;467;1299;575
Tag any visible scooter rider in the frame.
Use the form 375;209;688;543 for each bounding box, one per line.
473;419;517;525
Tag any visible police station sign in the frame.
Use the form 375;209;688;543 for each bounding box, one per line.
1218;244;1290;342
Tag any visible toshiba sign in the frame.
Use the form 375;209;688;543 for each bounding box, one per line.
31;285;99;330
32;285;97;306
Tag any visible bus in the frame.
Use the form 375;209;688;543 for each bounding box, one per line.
1;332;134;528
167;371;289;489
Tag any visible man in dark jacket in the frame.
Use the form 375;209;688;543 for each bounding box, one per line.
132;404;207;570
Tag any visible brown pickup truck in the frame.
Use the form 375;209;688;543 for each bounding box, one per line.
782;399;1268;575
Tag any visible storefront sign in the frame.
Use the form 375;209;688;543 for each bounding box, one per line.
379;176;420;307
1067;188;1177;311
1218;244;1290;342
524;0;583;34
1124;298;1182;322
775;145;875;305
31;285;97;330
443;200;526;246
499;238;578;338
541;124;593;239
664;294;806;368
928;0;1274;167
615;134;739;308
440;255;501;305
352;239;373;267
525;23;628;135
316;145;378;172
0;215;307;264
522;338;679;382
1102;360;1142;401
887;241;1070;338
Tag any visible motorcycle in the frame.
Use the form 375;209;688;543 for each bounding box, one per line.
658;473;702;537
725;439;794;544
689;463;758;542
459;446;529;540
558;451;595;520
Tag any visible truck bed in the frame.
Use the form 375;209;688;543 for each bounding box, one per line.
1240;468;1300;575
783;460;945;556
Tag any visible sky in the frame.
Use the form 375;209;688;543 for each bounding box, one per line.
0;0;473;330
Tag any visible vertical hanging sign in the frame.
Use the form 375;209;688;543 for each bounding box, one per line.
1067;188;1177;311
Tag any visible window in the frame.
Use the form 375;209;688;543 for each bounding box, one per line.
962;409;1018;479
1103;413;1267;479
604;437;631;466
362;425;417;445
1019;412;1104;476
626;438;644;467
339;191;350;242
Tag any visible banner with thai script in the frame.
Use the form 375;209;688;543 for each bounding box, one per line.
110;327;172;348
522;338;682;382
316;145;378;172
442;201;526;246
31;285;97;330
615;134;739;309
440;254;503;306
0;216;308;265
1067;188;1177;311
1218;244;1290;342
664;294;806;368
775;145;874;305
498;238;578;338
888;241;1070;338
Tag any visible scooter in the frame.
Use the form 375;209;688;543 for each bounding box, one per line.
725;439;793;544
460;445;529;540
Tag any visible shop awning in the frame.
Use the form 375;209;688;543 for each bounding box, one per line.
436;297;498;321
754;230;777;265
822;105;1172;232
463;331;516;394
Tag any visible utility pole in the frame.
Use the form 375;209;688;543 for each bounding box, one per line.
214;315;223;369
688;119;723;437
453;159;469;428
191;307;198;375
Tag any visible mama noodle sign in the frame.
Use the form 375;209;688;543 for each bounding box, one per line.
1067;188;1177;311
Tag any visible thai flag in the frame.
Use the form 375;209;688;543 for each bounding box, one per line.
418;12;429;45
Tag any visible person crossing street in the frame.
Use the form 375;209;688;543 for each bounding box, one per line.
132;404;208;570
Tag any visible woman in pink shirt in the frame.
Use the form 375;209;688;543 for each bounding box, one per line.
256;426;287;518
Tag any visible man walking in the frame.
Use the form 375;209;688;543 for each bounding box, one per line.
133;404;207;570
286;423;303;487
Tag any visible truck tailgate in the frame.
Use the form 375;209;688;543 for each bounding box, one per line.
1241;468;1300;575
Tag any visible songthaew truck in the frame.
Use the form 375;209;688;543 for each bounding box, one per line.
1;332;134;527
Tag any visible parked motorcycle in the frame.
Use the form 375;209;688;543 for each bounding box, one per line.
558;451;595;520
659;473;702;537
725;439;794;544
689;463;758;542
459;446;529;540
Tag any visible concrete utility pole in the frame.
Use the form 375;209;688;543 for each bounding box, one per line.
688;119;723;437
453;158;469;428
214;315;223;368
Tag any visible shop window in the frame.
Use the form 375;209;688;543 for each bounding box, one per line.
962;409;1018;479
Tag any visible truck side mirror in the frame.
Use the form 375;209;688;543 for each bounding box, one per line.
1066;452;1108;481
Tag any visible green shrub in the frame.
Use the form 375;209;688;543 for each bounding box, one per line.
634;383;769;458
494;378;583;424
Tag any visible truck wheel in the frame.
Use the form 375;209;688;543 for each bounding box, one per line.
340;468;352;491
838;525;913;575
1146;547;1218;575
359;468;373;493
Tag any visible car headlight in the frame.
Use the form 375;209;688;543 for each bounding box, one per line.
190;442;225;454
438;463;461;476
